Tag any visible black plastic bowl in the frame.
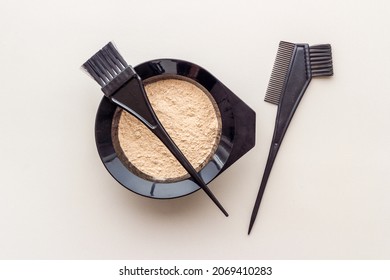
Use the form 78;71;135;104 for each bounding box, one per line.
95;59;255;199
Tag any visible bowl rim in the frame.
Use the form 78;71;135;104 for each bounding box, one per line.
94;58;236;199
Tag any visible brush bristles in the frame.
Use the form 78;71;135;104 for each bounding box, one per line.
264;41;296;105
309;44;333;77
82;42;129;87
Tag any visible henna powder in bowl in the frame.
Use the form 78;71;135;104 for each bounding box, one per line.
112;76;222;182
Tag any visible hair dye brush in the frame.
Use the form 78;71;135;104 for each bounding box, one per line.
82;42;228;217
248;41;333;234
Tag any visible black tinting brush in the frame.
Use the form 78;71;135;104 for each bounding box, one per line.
82;42;228;217
248;41;333;234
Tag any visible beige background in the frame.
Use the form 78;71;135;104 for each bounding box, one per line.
1;0;389;259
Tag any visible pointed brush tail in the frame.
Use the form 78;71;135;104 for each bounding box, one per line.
248;145;280;234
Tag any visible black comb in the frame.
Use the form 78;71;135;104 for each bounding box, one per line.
82;42;228;217
248;41;333;234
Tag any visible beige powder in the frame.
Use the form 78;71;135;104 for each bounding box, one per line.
112;77;221;182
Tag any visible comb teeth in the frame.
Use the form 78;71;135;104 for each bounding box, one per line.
82;42;129;87
264;41;296;105
309;44;333;77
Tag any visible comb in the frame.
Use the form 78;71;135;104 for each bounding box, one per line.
248;41;333;234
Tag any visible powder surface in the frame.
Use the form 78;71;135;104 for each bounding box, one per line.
112;77;221;182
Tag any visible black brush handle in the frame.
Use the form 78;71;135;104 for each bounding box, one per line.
152;124;229;217
248;45;312;234
248;143;279;233
111;73;228;217
109;73;160;130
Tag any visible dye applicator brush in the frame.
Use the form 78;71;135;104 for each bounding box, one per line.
82;42;228;217
248;41;333;234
